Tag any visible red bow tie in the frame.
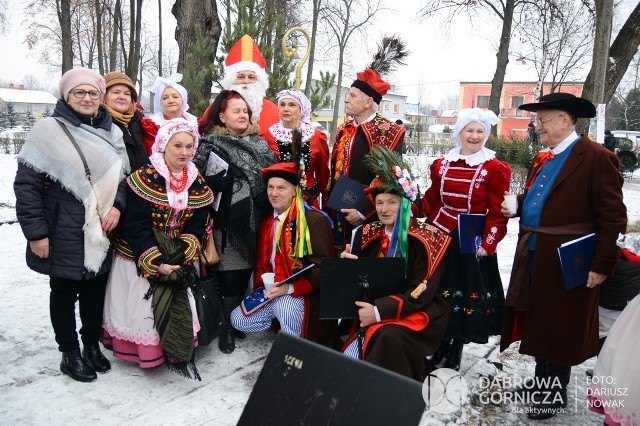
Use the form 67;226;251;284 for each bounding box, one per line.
536;151;555;162
525;151;555;189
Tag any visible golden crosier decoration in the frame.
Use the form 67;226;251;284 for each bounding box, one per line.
282;27;311;91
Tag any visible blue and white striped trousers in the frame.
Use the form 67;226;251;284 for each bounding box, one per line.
343;338;362;359
230;294;305;337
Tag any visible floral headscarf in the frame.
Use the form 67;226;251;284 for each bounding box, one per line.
149;118;200;211
276;90;312;124
152;118;200;155
270;90;316;143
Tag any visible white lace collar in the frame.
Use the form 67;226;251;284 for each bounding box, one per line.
443;146;496;166
268;122;316;143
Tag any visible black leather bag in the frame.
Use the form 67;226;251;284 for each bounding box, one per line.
195;273;224;346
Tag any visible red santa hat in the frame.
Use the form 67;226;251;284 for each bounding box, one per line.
351;68;390;104
225;34;267;75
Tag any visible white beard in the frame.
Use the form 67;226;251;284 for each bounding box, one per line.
229;83;266;123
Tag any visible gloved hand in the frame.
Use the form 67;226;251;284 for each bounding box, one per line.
205;171;233;192
156;264;199;289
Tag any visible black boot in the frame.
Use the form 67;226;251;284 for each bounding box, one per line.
513;358;547;397
83;343;111;373
60;349;97;382
429;339;452;367
443;339;464;371
527;363;570;421
219;295;240;354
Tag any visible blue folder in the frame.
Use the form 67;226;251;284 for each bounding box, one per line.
327;175;367;211
557;233;597;290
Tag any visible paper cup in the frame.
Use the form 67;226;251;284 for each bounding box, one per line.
261;272;275;292
504;194;518;215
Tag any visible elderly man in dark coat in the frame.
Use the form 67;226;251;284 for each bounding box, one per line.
329;68;405;250
500;93;627;420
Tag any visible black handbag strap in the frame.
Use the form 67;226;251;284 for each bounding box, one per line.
57;120;93;182
56;120;102;221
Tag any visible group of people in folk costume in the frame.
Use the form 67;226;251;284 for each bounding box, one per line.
13;33;638;424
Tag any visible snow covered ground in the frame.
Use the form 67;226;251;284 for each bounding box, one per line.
1;153;638;425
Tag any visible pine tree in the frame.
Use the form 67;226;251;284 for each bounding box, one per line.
0;105;8;129
308;71;336;116
22;108;35;132
180;27;217;116
6;102;17;128
625;88;640;131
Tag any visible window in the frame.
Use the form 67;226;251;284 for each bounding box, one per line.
477;96;489;108
324;96;333;109
394;104;400;113
511;96;524;109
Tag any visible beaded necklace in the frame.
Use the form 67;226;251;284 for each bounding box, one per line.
165;159;188;192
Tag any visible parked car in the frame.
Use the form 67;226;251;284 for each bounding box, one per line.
611;131;640;176
612;130;640;153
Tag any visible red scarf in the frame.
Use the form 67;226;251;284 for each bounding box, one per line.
377;233;390;258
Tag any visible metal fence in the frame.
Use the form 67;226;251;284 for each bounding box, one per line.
404;132;455;156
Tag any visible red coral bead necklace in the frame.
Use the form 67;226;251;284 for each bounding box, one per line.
165;159;188;192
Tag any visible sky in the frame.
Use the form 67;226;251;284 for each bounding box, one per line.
336;2;513;106
0;1;637;107
0;1;512;106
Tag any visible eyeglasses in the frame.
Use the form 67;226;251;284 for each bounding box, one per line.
535;114;564;126
70;89;101;100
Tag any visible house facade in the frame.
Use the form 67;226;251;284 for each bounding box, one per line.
0;86;58;121
404;103;431;129
313;84;407;135
459;81;584;138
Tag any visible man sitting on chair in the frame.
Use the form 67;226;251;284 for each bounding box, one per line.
340;146;451;381
230;162;337;348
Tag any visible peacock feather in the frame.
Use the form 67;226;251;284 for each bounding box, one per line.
363;145;417;201
368;35;410;77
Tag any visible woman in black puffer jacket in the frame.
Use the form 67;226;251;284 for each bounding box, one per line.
14;67;129;383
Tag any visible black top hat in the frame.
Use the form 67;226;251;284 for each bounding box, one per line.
518;92;596;118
